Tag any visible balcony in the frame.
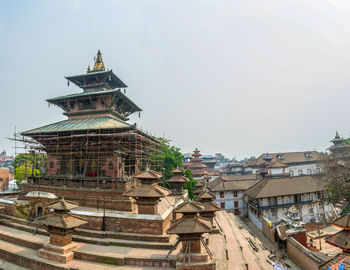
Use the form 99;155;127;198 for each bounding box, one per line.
248;199;321;211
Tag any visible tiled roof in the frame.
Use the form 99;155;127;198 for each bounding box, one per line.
175;201;204;213
333;214;350;229
325;230;350;251
202;201;220;212
124;183;170;198
244;175;328;199
209;177;260;192
247;151;322;166
197;190;215;200
22;116;131;135
132;170;162;180
167;175;188;183
167;215;211;234
46;198;79;211
36;212;87;229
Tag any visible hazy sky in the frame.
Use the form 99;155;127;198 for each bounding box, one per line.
1;0;350;159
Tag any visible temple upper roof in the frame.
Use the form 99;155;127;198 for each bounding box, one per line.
65;50;127;91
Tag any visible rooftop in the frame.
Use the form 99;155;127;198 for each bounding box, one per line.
244;175;328;199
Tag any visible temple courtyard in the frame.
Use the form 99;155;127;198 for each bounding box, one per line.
0;208;292;270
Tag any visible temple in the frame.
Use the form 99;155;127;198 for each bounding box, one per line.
20;50;162;211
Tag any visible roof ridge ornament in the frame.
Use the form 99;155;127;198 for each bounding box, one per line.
93;50;106;71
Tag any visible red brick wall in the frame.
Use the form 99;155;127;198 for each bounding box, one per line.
50;233;72;246
291;231;307;247
287;238;321;270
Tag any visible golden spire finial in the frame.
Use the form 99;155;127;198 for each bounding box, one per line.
93;50;105;71
87;65;91;72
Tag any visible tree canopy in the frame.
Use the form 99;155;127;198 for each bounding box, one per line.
151;138;196;199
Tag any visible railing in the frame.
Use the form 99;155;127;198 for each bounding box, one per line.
248;199;320;210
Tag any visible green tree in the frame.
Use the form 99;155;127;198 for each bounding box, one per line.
150;138;197;200
14;164;40;187
151;138;183;179
13;152;46;176
183;169;196;200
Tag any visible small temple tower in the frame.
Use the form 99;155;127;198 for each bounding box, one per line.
36;198;87;263
196;190;220;230
167;168;189;196
186;148;208;180
124;169;170;214
328;131;348;155
167;201;214;269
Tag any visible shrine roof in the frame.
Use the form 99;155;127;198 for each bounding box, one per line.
175;201;204;213
21;116;131;135
202;201;220;212
197;190;215;200
167;175;189;183
47;198;79;211
167;215;211;234
124;183;170;198
36;212;87;229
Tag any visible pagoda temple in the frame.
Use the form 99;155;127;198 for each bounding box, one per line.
186;148;208;180
20;51;161;211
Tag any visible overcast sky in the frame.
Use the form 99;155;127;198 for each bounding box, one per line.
1;0;350;159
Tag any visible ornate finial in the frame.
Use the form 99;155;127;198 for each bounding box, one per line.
93;50;105;71
87;65;91;72
335;131;340;139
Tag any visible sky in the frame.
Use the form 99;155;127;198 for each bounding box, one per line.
1;0;350;160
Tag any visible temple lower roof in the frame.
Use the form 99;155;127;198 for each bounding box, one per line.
22;116;132;135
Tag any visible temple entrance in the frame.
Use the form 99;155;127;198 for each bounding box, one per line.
37;206;43;217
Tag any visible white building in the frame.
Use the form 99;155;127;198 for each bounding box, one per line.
207;175;261;216
247;151;323;177
244;175;336;230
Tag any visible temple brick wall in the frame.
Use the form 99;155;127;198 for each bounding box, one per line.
50;233;72;246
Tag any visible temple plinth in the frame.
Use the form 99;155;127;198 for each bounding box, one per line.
124;169;170;214
167;168;189;196
36;198;87;263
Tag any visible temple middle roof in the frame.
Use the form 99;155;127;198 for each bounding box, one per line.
22;116;132;135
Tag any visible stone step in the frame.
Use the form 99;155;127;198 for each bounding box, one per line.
0;239;175;270
0;219;174;249
74;234;174;250
0;213;171;242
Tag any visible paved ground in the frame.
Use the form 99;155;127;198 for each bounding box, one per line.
239;215;301;270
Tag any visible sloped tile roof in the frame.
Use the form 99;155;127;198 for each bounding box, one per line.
22;116;131;135
167;215;211;234
175;201;204;213
244;176;328;199
124;183;170;198
333;214;350;229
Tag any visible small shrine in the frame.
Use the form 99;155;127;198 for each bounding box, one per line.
325;214;350;253
196;190;220;231
36;198;87;263
124;169;171;214
167;168;189;196
167;201;214;269
193;181;206;196
25;191;58;220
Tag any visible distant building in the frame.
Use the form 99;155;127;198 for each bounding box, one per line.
328;131;349;156
207;175;261;216
221;163;253;176
247;151;323;177
185;148;208;181
0;151;14;169
244;175;336;229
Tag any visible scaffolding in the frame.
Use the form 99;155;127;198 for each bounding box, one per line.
10;124;165;189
